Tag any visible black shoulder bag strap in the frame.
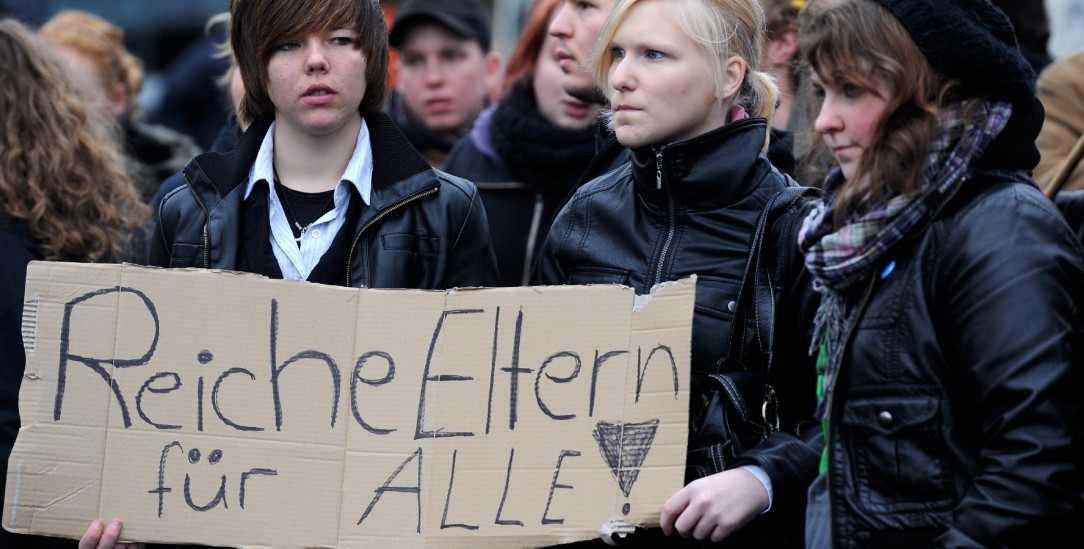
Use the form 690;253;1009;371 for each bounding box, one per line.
720;185;817;433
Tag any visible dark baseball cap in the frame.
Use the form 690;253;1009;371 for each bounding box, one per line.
389;0;491;51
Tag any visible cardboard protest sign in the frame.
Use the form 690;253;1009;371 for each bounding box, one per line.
3;262;695;548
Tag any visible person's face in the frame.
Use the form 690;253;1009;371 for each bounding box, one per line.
395;22;494;133
606;0;729;148
548;0;615;104
266;28;366;137
534;31;601;131
810;71;892;182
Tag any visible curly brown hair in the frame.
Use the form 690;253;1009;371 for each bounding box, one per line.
0;18;149;262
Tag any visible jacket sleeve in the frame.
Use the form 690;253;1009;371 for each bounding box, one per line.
729;194;823;526
932;183;1084;547
145;186;182;268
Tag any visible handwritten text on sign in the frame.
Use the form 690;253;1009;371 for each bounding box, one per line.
4;263;694;549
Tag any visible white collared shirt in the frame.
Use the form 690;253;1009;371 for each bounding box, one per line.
244;120;374;280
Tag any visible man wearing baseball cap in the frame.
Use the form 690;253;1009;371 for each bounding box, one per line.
386;0;500;169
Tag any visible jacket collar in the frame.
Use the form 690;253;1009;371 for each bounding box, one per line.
629;117;773;211
184;112;435;214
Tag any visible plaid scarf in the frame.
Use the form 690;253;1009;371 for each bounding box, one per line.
799;100;1013;419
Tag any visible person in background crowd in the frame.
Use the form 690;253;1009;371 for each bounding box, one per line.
759;0;812;177
797;1;1084;547
150;12;247;211
144;11;235;151
1034;48;1084;194
39;10;201;204
444;0;601;286
385;0;500;168
548;0;629;184
761;0;803;134
0;17;148;549
536;0;821;545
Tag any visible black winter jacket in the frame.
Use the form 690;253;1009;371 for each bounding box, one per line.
822;172;1084;548
148;112;499;289
0;219;78;549
534;118;822;546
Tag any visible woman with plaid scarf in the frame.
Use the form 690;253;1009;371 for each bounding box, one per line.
796;1;1084;547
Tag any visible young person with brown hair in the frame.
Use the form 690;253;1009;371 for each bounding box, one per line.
82;2;497;547
797;1;1084;546
147;0;498;289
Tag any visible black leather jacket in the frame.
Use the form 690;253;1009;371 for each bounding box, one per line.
148;112;499;289
534;118;822;544
823;172;1084;548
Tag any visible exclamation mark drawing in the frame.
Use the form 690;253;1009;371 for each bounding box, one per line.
592;419;659;516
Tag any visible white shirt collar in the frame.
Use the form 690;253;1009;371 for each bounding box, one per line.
244;119;373;205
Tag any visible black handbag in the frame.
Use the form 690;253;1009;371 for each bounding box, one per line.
686;186;816;482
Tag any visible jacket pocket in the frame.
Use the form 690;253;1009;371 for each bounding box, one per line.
692;276;741;374
567;267;629;285
169;241;203;268
840;396;955;513
381;233;440;255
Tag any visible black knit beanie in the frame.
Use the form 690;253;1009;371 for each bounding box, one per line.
872;0;1044;170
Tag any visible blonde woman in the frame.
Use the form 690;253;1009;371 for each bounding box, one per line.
535;0;820;545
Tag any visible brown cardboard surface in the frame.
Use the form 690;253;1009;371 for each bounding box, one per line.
4;262;695;548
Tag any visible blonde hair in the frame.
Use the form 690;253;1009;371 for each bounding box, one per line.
39;10;145;122
594;0;779;148
0;18;148;262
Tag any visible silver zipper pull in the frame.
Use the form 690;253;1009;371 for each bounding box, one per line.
655;148;664;190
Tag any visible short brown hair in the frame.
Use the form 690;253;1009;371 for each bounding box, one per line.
230;0;389;124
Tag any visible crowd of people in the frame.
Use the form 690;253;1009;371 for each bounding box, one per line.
1;0;1082;548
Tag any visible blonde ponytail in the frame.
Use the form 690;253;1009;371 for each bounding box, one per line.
742;69;780;150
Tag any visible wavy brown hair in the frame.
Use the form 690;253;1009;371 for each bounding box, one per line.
799;0;949;227
0;18;148;262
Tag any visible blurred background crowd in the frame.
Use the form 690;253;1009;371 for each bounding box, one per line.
0;0;1080;156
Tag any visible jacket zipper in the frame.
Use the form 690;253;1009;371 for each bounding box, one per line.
182;169;212;269
345;186;439;285
652;146;676;287
827;273;878;547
